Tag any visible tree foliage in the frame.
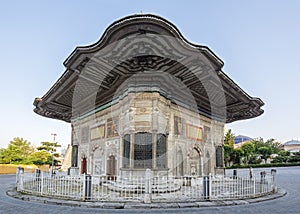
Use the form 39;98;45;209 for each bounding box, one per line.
0;148;6;163
37;142;61;153
0;137;34;164
272;150;290;163
29;150;52;165
240;142;255;164
223;130;290;166
224;144;234;166
233;148;244;165
0;138;61;165
37;141;61;165
289;151;300;163
224;129;234;147
224;129;235;166
258;146;272;163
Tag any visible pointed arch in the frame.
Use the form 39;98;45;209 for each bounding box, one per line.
188;147;203;176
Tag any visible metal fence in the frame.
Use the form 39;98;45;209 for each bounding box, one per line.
16;168;277;203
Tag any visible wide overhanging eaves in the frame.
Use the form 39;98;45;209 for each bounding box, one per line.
33;14;264;123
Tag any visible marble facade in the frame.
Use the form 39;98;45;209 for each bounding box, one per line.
71;91;224;177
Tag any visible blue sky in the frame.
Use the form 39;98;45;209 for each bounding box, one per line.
0;0;300;148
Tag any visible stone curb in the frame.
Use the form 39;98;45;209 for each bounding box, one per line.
6;188;286;209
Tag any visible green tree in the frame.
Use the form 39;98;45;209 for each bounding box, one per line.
0;148;7;164
289;151;300;163
278;150;290;157
233;148;244;165
224;129;234;147
252;138;265;153
272;150;290;163
258;146;272;163
224;144;234;166
254;138;281;154
224;129;235;165
37;141;61;166
37;142;60;153
251;138;282;163
29;150;52;165
0;149;9;164
265;138;281;154
3;138;34;164
240;142;255;164
248;154;262;164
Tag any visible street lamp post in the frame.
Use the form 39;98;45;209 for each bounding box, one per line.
51;133;57;175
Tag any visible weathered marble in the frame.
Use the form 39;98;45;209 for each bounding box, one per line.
71;91;224;177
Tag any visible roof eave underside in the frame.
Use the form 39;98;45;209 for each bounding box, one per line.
33;14;264;124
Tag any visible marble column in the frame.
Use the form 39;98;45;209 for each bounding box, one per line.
129;132;135;168
152;132;157;169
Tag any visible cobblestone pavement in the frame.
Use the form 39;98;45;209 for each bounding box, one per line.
1;167;300;214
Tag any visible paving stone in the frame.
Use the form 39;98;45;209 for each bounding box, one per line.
246;198;262;204
124;203;153;209
221;200;235;205
233;200;248;205
195;201;215;207
213;200;226;206
5;185;287;210
102;202;125;209
149;203;163;208
178;202;198;208
131;202;179;209
82;202;103;208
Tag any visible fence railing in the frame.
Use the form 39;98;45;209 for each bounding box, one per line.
16;168;277;203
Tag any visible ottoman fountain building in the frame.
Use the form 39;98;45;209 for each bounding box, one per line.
33;14;264;178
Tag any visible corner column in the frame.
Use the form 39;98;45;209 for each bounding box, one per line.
152;132;157;169
152;98;158;170
129;132;135;169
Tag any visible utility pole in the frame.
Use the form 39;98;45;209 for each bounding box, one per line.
51;133;57;174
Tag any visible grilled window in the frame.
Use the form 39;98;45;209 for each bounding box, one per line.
156;134;167;168
134;133;152;169
123;134;130;168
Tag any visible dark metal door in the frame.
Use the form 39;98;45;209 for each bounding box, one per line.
81;157;87;174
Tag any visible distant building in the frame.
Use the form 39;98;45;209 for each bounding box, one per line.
234;135;253;149
282;140;300;153
61;144;72;172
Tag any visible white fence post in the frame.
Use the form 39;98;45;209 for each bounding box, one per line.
82;174;86;200
209;174;212;200
40;171;44;195
203;175;211;200
144;169;152;203
253;176;256;196
271;168;277;192
16;167;24;191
